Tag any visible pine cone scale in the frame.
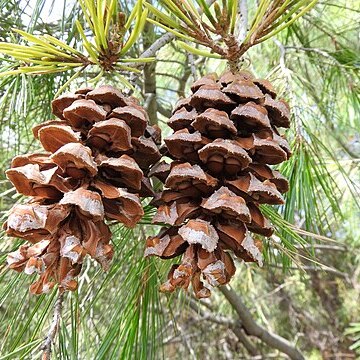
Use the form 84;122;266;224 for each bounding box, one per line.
148;70;291;298
4;85;159;294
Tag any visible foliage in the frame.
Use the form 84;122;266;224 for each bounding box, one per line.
147;0;318;63
345;323;360;355
0;0;153;90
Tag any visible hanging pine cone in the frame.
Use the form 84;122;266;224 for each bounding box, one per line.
4;85;161;294
147;71;291;298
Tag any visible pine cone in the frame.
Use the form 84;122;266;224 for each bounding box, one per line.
147;71;291;298
4;85;161;294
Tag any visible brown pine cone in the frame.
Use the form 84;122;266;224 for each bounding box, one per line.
4;85;161;294
147;71;291;298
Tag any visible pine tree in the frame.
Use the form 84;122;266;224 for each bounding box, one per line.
0;1;358;359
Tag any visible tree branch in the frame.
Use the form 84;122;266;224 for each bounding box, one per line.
157;102;172;118
268;264;350;281
143;2;158;125
140;33;175;60
219;286;305;360
41;291;64;360
127;0;217;94
232;324;259;357
295;244;347;252
237;0;248;43
187;296;259;356
139;0;217;60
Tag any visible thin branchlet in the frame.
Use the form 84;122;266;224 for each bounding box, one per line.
41;291;64;360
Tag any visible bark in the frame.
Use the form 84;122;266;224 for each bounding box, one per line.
237;0;248;43
177;61;191;98
220;286;305;360
139;0;217;60
143;0;157;125
157;103;172;118
232;324;259;356
41;291;64;360
187;297;259;357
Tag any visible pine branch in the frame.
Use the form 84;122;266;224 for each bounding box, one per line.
139;0;217;59
187;44;197;81
41;291;64;360
187;296;259;356
143;1;158;125
268;265;350;280
219;286;305;360
157;102;172;118
232;324;259;357
140;32;175;60
237;0;248;43
295;244;347;252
